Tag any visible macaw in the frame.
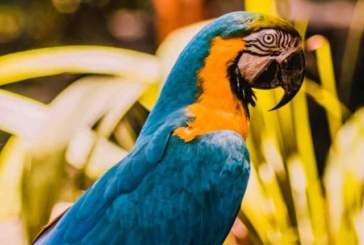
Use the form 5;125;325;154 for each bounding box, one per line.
33;11;304;245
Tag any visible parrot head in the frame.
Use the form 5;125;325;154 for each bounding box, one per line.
141;12;305;141
228;26;304;112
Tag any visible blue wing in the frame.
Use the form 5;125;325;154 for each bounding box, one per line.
34;128;250;245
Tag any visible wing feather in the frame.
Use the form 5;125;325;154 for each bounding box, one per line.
34;130;250;245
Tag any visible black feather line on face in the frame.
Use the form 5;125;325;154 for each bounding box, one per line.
227;51;256;118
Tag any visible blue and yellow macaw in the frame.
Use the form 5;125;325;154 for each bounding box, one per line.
34;11;304;244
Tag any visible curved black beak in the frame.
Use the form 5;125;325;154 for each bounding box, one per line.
237;49;305;111
269;50;305;110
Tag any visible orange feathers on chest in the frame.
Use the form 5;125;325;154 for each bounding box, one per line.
174;37;249;142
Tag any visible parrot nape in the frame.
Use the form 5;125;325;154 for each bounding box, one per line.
33;11;305;245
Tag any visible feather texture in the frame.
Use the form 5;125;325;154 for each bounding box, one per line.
34;128;250;245
32;11;297;244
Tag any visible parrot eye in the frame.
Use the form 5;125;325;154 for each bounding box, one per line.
262;34;275;45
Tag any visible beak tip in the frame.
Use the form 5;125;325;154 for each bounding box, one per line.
268;83;303;111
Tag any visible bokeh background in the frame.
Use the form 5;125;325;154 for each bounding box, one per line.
0;0;364;244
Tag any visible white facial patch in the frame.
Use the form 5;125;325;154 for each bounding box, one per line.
243;29;300;56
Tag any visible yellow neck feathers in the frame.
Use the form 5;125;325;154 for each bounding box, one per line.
174;37;249;142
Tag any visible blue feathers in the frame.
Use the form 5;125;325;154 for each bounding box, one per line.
33;11;257;245
35;130;250;245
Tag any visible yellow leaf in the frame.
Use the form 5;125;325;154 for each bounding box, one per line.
244;0;278;16
0;90;48;139
0;46;159;86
